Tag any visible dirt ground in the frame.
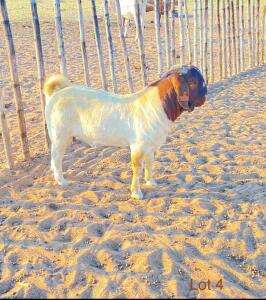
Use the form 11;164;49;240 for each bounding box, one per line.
0;10;266;299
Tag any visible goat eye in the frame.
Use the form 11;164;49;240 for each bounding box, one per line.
188;80;197;88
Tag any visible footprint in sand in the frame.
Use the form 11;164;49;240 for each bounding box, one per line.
53;231;73;243
38;217;55;232
21;200;36;210
240;224;257;252
0;280;14;296
45;273;63;288
5;216;23;227
254;254;266;276
46;203;61;211
87;223;105;237
101;239;122;252
77;251;102;269
25;284;47;299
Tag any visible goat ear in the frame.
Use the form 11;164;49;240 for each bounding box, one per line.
178;76;190;110
169;74;190;111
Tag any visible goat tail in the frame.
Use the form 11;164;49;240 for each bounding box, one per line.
44;74;70;98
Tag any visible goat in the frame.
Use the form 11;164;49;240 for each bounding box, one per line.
120;0;166;39
99;0;167;40
44;66;207;199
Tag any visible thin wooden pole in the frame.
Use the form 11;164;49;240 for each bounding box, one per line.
222;0;228;78
179;0;185;66
209;0;214;81
183;0;192;66
217;0;223;80
54;0;67;76
141;0;147;37
104;0;118;93
0;0;30;160
248;0;252;68
134;0;148;86
202;0;206;74
171;0;176;65
256;0;260;66
240;0;245;70
77;0;90;86
164;0;171;69
204;0;208;82
226;0;232;76
199;0;203;71
31;0;49;150
114;0;134;92
194;0;199;66
0;87;13;169
154;0;163;76
231;0;237;75
236;0;241;73
261;5;266;64
91;0;108;90
252;0;255;66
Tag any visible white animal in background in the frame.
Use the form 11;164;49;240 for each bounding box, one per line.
119;0;146;40
120;0;166;39
44;66;207;199
100;0;166;40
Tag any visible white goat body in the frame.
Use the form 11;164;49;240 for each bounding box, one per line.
44;74;173;199
44;67;206;199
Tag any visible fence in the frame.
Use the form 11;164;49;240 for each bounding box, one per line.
0;0;265;169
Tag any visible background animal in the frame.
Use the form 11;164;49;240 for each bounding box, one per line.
100;0;167;39
121;0;166;39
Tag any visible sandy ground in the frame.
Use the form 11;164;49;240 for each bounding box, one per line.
0;13;266;299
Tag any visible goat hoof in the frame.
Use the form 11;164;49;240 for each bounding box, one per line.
58;179;69;188
145;179;157;187
131;190;143;200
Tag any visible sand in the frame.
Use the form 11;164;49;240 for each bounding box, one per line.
0;13;266;299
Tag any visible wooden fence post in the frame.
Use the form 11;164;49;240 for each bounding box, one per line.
171;0;176;65
179;0;185;66
134;0;148;86
222;0;228;78
248;0;252;68
226;0;232;76
54;0;67;76
231;0;237;75
217;0;222;80
164;0;171;69
0;0;30;160
256;0;260;66
236;0;240;73
240;0;245;71
31;0;50;150
77;0;90;86
261;5;266;64
141;0;147;37
0;87;13;169
194;0;198;67
199;0;203;72
204;0;208;82
209;0;214;81
154;0;163;77
104;0;118;93
184;0;192;66
252;0;257;67
91;0;108;90
114;0;134;92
